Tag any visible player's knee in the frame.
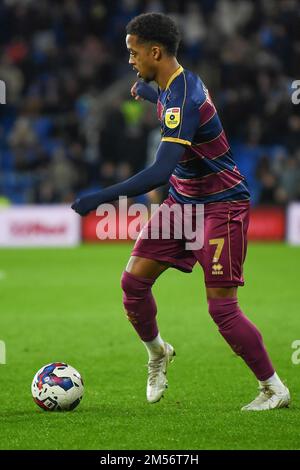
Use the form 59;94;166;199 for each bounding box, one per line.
121;271;131;295
121;270;154;299
207;297;240;329
120;271;141;297
121;271;157;321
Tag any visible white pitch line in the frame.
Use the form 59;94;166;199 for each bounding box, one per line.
0;271;6;280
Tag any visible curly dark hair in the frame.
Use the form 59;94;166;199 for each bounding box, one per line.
126;13;181;56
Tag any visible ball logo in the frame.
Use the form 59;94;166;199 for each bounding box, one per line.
165;107;180;129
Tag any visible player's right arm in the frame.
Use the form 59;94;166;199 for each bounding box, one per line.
131;81;158;104
71;141;185;216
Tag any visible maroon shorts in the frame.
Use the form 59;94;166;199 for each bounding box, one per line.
132;195;250;288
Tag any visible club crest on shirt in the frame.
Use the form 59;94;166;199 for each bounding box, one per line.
165;107;180;129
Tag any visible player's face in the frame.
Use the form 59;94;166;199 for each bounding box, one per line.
126;34;157;82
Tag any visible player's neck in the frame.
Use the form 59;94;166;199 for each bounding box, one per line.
155;58;181;90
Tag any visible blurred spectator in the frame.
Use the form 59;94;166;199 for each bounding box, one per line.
277;154;300;203
256;155;279;205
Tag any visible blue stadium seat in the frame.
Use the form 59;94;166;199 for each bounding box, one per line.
32;116;53;139
0;149;15;172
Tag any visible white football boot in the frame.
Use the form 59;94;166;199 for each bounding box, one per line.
146;343;175;403
241;383;290;411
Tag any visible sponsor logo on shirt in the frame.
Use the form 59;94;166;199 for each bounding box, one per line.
165;107;181;129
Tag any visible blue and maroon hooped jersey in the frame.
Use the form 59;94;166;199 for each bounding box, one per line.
157;66;250;204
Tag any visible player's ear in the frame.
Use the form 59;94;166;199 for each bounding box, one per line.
151;46;161;61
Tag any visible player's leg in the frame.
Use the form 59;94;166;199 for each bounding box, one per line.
121;255;175;403
196;202;290;411
121;255;169;347
206;285;290;410
206;284;275;381
121;195;196;403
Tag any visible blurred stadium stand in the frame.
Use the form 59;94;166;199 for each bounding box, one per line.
0;0;300;208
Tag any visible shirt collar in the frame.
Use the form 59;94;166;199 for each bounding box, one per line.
165;65;184;90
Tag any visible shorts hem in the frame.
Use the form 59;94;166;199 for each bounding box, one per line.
131;250;194;273
205;280;245;288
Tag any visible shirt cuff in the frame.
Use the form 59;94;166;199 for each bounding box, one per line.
161;137;192;146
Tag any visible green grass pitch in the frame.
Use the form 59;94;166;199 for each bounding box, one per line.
0;243;299;450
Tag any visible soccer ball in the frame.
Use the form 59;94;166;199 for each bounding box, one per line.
31;362;84;411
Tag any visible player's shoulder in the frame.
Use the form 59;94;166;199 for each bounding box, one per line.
169;68;206;107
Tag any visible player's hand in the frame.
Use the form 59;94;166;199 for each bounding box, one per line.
71;195;95;217
131;81;158;104
131;81;144;101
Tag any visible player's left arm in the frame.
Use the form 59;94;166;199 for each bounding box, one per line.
71;141;185;216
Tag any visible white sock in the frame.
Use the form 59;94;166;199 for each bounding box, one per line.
143;333;165;360
259;372;285;390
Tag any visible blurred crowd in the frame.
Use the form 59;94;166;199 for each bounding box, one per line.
0;0;300;206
